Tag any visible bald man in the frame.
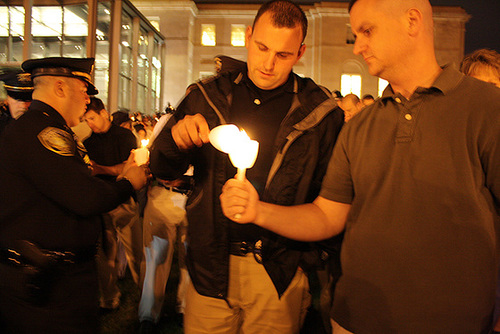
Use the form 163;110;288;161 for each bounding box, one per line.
220;0;500;333
339;93;361;122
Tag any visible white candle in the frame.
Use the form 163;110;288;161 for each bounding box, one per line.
134;139;150;166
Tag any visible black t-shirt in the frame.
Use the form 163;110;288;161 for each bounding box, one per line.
228;70;294;243
83;123;137;181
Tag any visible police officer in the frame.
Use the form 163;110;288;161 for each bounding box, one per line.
0;57;148;333
0;68;33;135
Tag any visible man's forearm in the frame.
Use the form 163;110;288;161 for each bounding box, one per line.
255;199;348;242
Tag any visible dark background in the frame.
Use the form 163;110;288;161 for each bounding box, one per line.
196;0;500;54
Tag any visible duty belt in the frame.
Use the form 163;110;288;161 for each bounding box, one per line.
229;240;263;264
0;241;97;268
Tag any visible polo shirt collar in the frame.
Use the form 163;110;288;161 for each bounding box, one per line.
381;64;464;100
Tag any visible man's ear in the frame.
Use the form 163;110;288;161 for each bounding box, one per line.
54;79;66;98
245;25;253;49
407;8;423;36
297;43;306;61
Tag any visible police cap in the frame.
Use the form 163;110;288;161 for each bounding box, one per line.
0;69;33;102
22;57;98;95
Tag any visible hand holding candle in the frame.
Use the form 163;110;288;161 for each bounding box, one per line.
133;139;150;166
209;124;259;181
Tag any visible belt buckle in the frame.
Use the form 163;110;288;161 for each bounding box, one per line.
253;240;263;264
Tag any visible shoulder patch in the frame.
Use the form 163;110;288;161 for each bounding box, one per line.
37;127;76;156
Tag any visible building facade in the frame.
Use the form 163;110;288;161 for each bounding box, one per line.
132;0;469;105
0;0;165;116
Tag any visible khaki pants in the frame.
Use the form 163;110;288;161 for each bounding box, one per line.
139;185;189;322
184;254;311;334
97;197;143;308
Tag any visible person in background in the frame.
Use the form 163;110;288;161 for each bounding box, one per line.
338;93;361;123
0;57;147;333
460;48;500;88
0;68;33;135
149;0;344;332
460;48;500;334
83;97;143;311
220;0;500;332
138;108;192;333
360;94;375;107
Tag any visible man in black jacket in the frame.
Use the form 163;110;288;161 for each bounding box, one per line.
0;57;147;333
149;1;343;332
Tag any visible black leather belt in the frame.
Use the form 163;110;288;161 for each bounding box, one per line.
229;240;263;263
161;185;189;195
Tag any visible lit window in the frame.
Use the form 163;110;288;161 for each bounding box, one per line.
231;24;246;47
378;78;389;97
341;74;361;97
201;24;216;46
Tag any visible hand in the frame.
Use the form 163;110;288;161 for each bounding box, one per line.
220;178;260;224
119;151;148;190
171;114;210;150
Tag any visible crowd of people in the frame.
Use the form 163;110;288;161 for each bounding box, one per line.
0;0;499;333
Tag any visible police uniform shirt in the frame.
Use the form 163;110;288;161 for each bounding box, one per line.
0;100;134;251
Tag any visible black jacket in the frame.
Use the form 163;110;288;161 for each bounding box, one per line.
150;69;344;299
0;100;134;251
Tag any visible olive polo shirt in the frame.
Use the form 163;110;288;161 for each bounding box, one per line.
320;66;500;333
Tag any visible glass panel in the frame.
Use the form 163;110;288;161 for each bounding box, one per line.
32;7;62;37
62;36;86;57
137;29;148;86
10;7;25;38
95;1;111;103
231;24;245;47
0;7;9;37
120;12;132;78
201;24;215;46
64;5;88;37
119;74;131;110
137;84;146;113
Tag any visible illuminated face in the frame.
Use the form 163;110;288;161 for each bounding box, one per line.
245;11;305;90
7;96;31;120
350;0;410;80
66;78;90;127
341;99;361;123
84;109;110;134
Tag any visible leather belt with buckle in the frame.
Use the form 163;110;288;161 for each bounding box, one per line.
229;240;263;263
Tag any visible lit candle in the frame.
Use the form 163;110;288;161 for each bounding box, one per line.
134;139;150;166
209;124;259;180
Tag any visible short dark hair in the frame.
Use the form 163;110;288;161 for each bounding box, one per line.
348;0;358;12
253;0;308;43
86;97;105;114
362;94;374;100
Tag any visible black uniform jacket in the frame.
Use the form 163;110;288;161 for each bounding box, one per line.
150;69;344;299
0;100;134;252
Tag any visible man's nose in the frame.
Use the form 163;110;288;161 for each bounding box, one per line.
263;53;276;71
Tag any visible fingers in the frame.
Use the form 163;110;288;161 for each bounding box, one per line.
220;179;253;223
172;114;210;150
